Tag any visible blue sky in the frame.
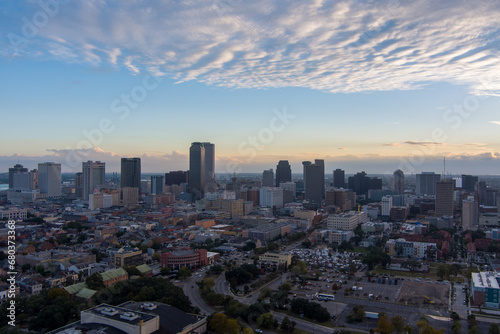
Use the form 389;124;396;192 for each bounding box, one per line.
1;0;500;175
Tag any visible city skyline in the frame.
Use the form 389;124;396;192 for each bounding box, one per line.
2;1;500;174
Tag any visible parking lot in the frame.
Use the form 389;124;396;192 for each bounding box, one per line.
347;276;403;302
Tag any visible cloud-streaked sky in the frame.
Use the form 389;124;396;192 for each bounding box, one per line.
1;0;500;175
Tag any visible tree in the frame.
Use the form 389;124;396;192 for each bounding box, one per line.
292;261;308;276
225;318;239;334
490;323;500;334
152;253;161;262
279;282;292;294
391;315;405;334
260;287;272;299
469;326;480;334
47;288;70;300
178;266;192;279
63;221;83;231
210;313;228;333
280;316;291;332
257;312;274;329
437;264;449;280
301;241;312;249
374;315;394;334
451;321;461;334
77;233;87;243
416;317;445;334
86;273;104;290
243;241;257;251
160;266;171;275
125;265;141;276
402;259;422;273
21;263;31;272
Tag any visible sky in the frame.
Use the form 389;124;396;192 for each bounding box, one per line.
1;0;500;176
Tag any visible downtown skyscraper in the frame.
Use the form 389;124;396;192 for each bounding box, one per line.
38;162;61;197
121;158;141;189
302;159;325;206
82;161;105;200
275;160;291;187
393;169;404;195
189;142;215;200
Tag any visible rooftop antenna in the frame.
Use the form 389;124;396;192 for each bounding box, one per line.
443;157;446;179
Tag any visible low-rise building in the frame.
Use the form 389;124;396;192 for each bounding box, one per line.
259;252;291;269
472;272;500;309
161;249;208;269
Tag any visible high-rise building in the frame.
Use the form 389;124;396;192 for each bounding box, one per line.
151;175;165;195
75;172;83;198
416;172;441;195
462;196;479;230
8;164;28;189
121;158;141;189
189;142;206;200
325;189;356;211
347;171;382;196
333;169;345;188
203;142;215;184
165;171;188;185
82;161;105;200
276;160;291;186
435;179;455;217
38;162;61;197
259;187;284;208
475;181;487;205
462;174;478;192
262;169;274;187
381;195;393;218
393;169;404;195
302;159;325;205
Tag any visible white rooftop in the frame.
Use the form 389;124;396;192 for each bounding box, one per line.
473;272;500;289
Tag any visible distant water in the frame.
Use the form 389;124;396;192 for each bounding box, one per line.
0;184;8;191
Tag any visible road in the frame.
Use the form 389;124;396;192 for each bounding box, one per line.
272;312;369;334
183;275;215;316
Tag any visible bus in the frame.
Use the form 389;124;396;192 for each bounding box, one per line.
317;293;335;301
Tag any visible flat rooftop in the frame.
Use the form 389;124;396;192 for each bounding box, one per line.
82;304;157;326
473;272;500;289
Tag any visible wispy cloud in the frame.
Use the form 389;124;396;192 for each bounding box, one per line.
404;141;444;146
384;141;444;146
490;121;500;125
2;1;500;94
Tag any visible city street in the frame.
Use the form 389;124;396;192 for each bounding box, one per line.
183;275;214;316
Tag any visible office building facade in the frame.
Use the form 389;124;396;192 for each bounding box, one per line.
262;169;274;187
435;179;455;217
8;164;28;188
303;159;325;205
38;162;61;197
276;160;292;186
416;172;441;196
121;158;141;189
393;169;404;194
82;161;106;200
150;175;164;195
333;169;345;188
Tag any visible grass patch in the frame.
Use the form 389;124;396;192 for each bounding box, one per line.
353;247;369;254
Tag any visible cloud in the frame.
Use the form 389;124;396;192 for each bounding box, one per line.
403;141;444;146
490;121;500;125
2;1;500;94
384;141;444;146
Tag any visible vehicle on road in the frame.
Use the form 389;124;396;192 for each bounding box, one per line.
317;293;335;301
